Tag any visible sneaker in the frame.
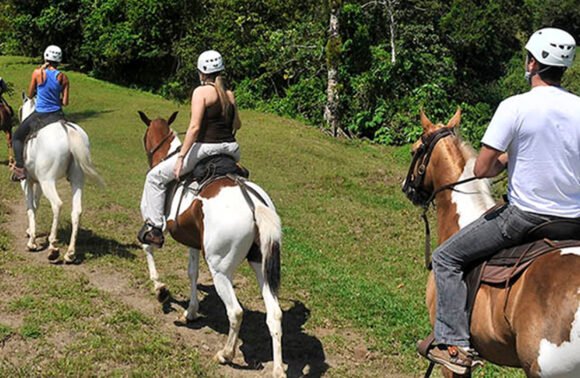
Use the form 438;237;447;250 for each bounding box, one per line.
427;345;473;375
137;223;164;248
10;166;26;181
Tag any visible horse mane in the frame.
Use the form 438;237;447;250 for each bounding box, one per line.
448;132;496;225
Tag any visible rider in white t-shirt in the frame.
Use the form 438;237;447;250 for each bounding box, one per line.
482;85;580;218
418;28;579;374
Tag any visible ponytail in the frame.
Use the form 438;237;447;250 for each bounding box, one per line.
214;74;232;118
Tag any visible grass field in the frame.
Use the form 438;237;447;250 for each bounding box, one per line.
0;56;524;377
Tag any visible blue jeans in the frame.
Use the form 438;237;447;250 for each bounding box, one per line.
432;204;550;347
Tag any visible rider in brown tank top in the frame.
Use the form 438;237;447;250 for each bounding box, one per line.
196;96;236;143
138;50;241;248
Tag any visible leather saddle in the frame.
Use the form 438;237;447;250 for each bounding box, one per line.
465;219;580;318
164;154;250;213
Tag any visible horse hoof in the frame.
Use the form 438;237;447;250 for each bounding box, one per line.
47;249;60;263
27;243;38;252
273;366;287;378
213;350;232;365
64;252;76;264
156;286;170;303
175;311;195;325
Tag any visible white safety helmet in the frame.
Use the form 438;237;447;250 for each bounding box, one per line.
44;45;63;63
197;50;224;74
525;28;576;68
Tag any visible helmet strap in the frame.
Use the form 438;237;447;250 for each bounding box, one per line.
525;65;551;85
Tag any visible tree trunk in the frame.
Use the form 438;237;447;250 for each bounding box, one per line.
387;0;397;64
324;0;341;137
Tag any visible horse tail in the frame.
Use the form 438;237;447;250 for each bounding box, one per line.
66;125;105;187
254;204;282;295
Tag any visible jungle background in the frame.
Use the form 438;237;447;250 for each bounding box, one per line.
1;0;579;146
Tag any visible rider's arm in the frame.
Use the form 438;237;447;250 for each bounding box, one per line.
59;73;69;106
179;87;206;157
27;69;40;98
227;91;241;131
474;144;508;178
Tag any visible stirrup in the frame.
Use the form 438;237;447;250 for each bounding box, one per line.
10;166;26;181
137;223;164;248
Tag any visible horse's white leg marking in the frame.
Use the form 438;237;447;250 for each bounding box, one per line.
142;244;168;300
39;180;62;251
184;247;201;320
249;261;286;378
211;270;243;364
538;303;580;377
64;167;84;263
561;248;580;257
22;180;38;250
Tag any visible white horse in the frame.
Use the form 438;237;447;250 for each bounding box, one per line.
19;94;103;263
139;112;286;377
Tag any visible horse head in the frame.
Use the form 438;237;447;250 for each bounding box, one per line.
19;92;36;122
138;110;179;168
402;108;462;207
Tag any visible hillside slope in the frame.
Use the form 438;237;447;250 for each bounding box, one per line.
0;56;523;377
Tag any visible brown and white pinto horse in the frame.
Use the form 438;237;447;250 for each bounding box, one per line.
405;110;580;377
0;96;14;163
138;111;286;378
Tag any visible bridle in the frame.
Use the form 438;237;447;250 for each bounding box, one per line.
143;127;176;167
402;127;456;207
402;127;479;269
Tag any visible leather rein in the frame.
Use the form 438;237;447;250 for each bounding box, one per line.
402;128;478;269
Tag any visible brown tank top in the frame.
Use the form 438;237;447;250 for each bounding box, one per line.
196;96;236;143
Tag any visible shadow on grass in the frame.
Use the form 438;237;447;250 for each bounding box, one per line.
172;284;329;377
67;109;115;123
56;225;139;262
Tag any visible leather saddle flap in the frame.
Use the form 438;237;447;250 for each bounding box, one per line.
479;239;580;285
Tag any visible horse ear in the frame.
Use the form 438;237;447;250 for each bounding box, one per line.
420;109;434;132
167;111;178;126
21;91;26;101
446;107;461;129
138;111;151;126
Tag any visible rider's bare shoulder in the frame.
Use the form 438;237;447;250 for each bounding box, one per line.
58;72;69;86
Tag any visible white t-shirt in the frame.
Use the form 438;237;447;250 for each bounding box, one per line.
481;86;580;218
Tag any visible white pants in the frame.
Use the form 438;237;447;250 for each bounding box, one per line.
140;142;240;229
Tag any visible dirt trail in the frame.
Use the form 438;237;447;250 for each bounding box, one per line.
3;199;404;378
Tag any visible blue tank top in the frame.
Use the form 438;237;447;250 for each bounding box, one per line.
36;69;62;113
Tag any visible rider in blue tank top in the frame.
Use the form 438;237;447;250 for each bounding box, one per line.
11;45;70;181
36;69;63;113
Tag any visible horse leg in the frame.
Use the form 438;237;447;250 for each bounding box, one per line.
183;247;201;320
210;269;244;365
39;180;62;262
6;130;13;164
142;244;170;303
249;261;286;378
23;180;39;251
64;169;83;263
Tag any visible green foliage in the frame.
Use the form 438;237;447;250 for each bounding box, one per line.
0;1;579;147
562;48;580;94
